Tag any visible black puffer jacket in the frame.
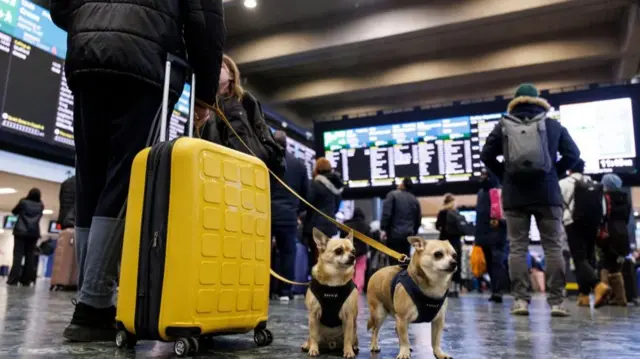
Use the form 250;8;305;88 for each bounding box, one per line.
603;190;631;256
303;171;344;239
58;176;76;229
380;189;422;242
50;0;225;106
12;199;44;238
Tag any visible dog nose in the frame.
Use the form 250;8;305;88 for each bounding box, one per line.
448;260;458;272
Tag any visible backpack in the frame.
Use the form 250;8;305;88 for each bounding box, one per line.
500;112;552;176
445;210;468;238
568;177;604;225
241;92;286;177
489;188;503;220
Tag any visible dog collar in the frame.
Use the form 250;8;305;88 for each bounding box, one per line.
309;279;356;328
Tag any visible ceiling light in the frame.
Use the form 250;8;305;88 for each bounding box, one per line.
0;187;17;195
43;209;53;215
244;0;257;9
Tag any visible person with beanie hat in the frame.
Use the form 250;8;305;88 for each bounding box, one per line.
599;173;631;306
481;83;580;317
559;159;610;307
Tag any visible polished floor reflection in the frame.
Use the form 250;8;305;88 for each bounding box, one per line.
0;282;639;358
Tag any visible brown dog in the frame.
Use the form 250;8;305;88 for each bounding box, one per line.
302;228;359;358
367;237;457;359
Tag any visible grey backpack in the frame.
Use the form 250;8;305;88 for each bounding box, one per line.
500;112;552;175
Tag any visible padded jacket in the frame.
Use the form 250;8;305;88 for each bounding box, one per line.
381;189;422;242
303;172;344;239
50;0;225;106
12;199;44;238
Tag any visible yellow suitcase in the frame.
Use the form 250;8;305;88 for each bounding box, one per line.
115;137;272;355
115;56;272;357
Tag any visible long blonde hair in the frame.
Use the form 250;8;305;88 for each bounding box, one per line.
221;54;244;101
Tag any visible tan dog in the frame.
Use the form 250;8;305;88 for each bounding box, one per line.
302;228;359;358
367;237;457;359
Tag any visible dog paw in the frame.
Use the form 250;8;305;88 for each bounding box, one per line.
396;348;411;359
343;348;357;359
301;341;309;352
370;344;381;353
353;346;360;355
308;346;320;357
434;351;452;359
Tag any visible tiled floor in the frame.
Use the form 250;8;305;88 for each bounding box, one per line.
0;282;639;358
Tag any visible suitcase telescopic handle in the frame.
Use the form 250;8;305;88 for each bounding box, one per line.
159;54;196;142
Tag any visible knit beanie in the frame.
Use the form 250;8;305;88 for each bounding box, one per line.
514;83;539;98
602;174;623;191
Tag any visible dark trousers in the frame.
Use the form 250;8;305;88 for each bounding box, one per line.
481;241;508;295
8;236;37;285
74;75;168;228
73;75;175;307
565;223;598;295
448;238;462;284
386;239;411;266
272;225;298;297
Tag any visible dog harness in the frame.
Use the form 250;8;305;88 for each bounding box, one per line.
309;278;356;328
390;269;448;324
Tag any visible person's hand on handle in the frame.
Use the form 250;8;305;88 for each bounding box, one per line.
194;105;211;127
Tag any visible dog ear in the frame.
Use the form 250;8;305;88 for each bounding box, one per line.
407;236;425;251
345;230;354;242
313;228;330;251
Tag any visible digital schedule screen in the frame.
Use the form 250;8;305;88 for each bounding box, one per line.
286;136;315;179
322;98;637;188
0;0;192;151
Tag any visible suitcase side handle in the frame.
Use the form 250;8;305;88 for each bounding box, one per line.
160;55;196;142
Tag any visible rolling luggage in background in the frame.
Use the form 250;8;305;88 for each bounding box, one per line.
50;229;78;291
115;56;273;357
622;258;638;305
292;242;309;295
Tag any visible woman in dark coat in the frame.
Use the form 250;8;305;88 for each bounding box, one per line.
475;169;508;303
303;157;344;271
435;193;463;297
8;188;44;286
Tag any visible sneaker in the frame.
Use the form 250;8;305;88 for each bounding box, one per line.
279;296;290;303
63;302;117;342
510;299;529;316
550;304;570;317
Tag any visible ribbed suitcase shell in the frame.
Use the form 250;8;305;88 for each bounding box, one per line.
50;228;78;288
116;137;271;341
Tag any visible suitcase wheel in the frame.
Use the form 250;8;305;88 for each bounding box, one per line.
115;330;136;349
174;337;197;357
254;329;273;347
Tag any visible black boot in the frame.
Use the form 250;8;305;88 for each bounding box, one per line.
489;294;503;303
63;301;117;342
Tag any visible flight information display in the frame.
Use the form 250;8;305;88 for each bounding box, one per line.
286;136;315;179
0;0;192;150
323;97;637;187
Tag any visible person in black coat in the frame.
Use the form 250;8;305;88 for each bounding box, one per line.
474;169;508;303
380;177;422;264
435;194;463;297
197;55;270;163
58;175;76;229
8;188;44;286
341;208;371;293
481;84;580;317
50;0;225;341
303;157;344;272
269;131;309;301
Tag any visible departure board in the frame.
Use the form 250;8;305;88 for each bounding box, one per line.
322;97;637;188
0;0;191;151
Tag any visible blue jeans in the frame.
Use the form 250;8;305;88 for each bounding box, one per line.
272;225;298;297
